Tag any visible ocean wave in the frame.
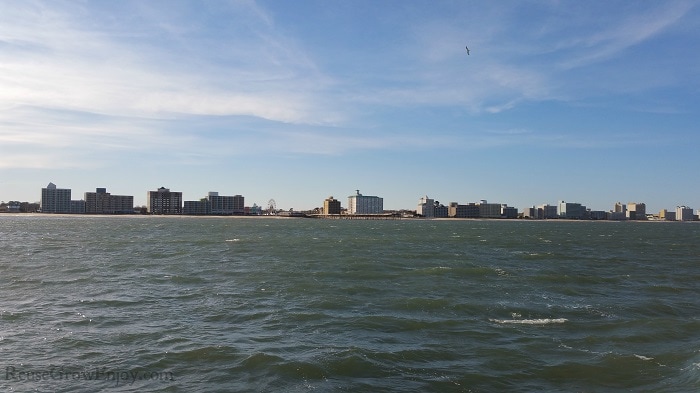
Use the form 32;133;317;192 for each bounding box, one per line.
490;318;568;325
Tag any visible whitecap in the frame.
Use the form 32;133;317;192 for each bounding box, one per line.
225;239;240;242
634;354;654;361
490;318;568;325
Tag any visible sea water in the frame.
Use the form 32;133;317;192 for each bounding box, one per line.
1;215;699;392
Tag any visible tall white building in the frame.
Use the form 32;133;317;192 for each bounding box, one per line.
676;206;694;221
41;182;71;213
416;195;435;217
348;190;383;214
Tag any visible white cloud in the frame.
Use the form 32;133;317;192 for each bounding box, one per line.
0;1;340;125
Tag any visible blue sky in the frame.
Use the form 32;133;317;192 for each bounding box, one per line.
1;0;699;212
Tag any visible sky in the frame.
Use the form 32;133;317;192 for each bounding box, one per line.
1;0;699;212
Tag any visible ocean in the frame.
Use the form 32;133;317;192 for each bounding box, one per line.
1;215;698;392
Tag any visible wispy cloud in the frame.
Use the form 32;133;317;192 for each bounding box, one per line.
0;0;357;172
0;1;339;125
555;2;695;69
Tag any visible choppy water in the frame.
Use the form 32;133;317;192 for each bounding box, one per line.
1;215;699;392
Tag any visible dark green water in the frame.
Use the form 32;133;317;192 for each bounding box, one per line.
1;215;699;392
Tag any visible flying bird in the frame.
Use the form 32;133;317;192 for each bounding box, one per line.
465;45;470;55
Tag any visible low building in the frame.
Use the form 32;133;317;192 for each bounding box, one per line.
247;204;263;216
659;209;675;221
607;211;627;221
70;200;86;214
589;210;606;220
183;199;211;215
5;201;21;213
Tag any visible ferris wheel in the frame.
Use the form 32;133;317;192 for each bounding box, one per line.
267;199;277;215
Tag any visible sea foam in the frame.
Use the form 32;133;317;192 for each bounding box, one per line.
490;318;568;325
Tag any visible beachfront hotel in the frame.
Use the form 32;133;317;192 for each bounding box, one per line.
85;188;134;214
348;190;383;215
147;187;183;215
182;192;245;215
41;182;72;213
323;196;342;215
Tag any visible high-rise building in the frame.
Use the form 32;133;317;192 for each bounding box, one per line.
676;206;694;221
522;206;539;219
207;192;233;215
182;192;245;215
434;203;448;218
477;200;502;218
348;190;383;214
558;201;585;219
501;205;518;219
41;182;71;213
209;192;244;215
448;202;479;218
614;202;627;214
232;195;245;215
147;187;183;214
416;195;435;217
537;204;558;219
85;188;134;214
627;202;646;220
323;196;341;215
448;202;463;218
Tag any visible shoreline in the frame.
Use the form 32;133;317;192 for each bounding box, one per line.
1;213;696;223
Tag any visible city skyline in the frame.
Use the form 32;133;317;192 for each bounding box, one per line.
2;181;696;219
1;1;699;212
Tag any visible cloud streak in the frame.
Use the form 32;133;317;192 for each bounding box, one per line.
0;1;339;125
554;3;693;70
